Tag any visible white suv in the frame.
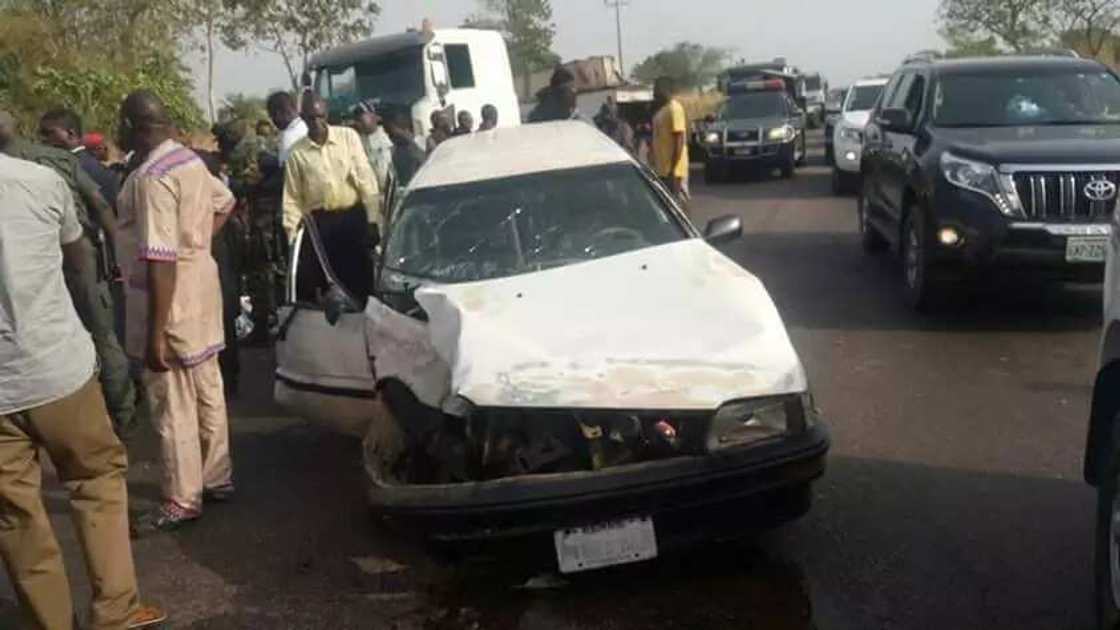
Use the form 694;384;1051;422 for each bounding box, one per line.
831;76;888;195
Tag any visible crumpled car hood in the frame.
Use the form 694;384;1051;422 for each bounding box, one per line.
410;239;807;411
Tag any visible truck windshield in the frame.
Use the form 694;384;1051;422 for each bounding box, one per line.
383;164;686;284
933;69;1120;127
317;46;425;111
722;92;786;119
846;85;884;112
804;76;822;91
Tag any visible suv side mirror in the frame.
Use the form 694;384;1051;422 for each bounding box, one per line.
879;107;913;133
704;215;743;245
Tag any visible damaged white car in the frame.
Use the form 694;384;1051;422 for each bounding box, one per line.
275;121;829;573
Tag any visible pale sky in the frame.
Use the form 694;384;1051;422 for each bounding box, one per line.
189;0;945;106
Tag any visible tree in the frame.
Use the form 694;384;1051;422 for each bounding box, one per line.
631;42;731;91
938;0;1054;52
218;93;268;125
225;0;380;92
465;0;560;76
1054;0;1120;57
174;0;239;124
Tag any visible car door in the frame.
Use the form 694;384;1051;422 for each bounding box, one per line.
274;223;378;437
885;72;928;223
862;72;905;227
877;72;917;240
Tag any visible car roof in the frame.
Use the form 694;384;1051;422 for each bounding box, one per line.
853;77;889;87
409;121;635;190
916;56;1106;76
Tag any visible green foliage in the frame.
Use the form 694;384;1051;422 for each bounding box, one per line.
466;0;560;76
938;0;1056;52
631;42;732;90
219;93;268;125
0;7;204;134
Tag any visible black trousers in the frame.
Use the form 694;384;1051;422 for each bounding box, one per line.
297;205;372;304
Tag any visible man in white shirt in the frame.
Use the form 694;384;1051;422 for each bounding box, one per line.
351;99;395;192
0;150;165;629
267;91;308;165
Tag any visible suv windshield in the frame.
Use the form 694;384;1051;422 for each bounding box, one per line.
846;84;885;112
723;92;786;119
316;46;425;112
383;164;686;284
933;68;1120;127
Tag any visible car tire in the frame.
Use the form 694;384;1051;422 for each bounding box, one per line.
1097;423;1120;630
901;206;945;311
858;182;887;254
796;136;807;167
832;168;849;195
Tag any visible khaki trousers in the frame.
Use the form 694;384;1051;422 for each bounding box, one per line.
144;355;231;512
0;377;139;630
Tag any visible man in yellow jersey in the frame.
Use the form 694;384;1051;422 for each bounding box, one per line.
651;76;690;205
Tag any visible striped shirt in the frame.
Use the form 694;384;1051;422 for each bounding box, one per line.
117;140;235;366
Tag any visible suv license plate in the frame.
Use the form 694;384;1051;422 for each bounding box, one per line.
733;147;757;156
554;517;658;574
1066;236;1108;263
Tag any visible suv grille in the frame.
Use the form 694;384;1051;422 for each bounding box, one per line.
1012;171;1120;221
726;129;759;143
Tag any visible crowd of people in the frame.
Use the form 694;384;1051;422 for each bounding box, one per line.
0;67;692;628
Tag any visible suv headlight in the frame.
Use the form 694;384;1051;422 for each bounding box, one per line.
837;126;863;143
767;125;795;142
704;131;722;144
940;152;1022;216
706;393;813;452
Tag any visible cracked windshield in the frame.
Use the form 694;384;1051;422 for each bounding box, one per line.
5;0;1120;628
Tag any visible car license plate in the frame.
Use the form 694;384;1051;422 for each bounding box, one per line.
554;517;658;574
733;147;756;156
1066;236;1108;263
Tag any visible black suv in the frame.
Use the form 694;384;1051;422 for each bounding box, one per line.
859;56;1120;309
703;80;807;183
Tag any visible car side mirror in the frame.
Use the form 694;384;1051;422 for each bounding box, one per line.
704;215;742;245
879;107;913;133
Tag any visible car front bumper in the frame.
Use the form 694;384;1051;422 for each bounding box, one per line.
833;143;861;174
707;141;796;166
928;183;1109;280
367;422;830;549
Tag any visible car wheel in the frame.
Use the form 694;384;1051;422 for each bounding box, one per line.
858;182;887;254
901;206;945;311
796;136;807;167
832;168;846;195
1097;426;1120;630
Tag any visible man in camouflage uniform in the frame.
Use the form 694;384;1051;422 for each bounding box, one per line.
0;110;137;440
223;121;282;346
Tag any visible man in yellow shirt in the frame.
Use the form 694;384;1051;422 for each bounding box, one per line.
282;95;381;302
651;76;690;203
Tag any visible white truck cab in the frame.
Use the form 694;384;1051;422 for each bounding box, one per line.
307;28;520;143
830;76;888;194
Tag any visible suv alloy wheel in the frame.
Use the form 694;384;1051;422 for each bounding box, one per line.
858;180;887;253
901;205;943;311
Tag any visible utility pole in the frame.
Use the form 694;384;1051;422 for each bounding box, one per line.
605;0;628;77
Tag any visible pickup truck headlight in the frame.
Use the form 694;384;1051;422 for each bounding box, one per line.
706;394;811;451
767;125;795;143
704;131;722;144
940;152;1022;217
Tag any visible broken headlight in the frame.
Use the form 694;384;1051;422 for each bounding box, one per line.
706;394;810;452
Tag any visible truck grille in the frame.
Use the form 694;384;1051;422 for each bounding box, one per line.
1012;171;1120;221
726;129;759;143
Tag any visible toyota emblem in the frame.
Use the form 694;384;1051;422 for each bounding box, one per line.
1084;178;1118;202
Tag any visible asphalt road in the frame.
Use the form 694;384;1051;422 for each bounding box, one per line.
1;130;1104;629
